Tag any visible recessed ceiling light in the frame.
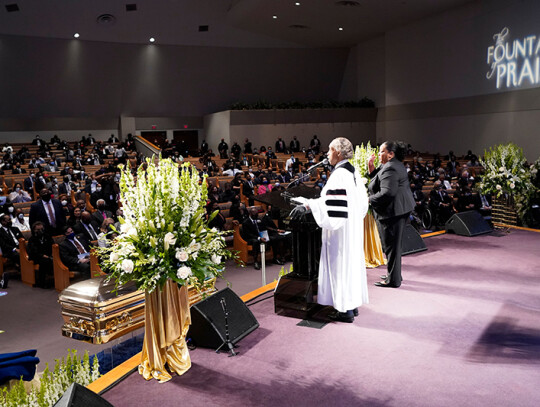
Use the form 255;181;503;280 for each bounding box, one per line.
339;27;344;31
295;2;301;6
273;15;277;19
74;33;80;38
149;37;155;43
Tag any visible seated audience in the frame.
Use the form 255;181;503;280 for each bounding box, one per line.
59;226;91;277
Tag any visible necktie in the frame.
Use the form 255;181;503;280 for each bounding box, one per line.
102;211;107;219
72;239;85;254
86;224;97;240
46;202;56;227
6;228;18;245
253;219;259;233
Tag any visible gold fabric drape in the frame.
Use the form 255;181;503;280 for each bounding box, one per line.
139;280;191;383
364;212;386;268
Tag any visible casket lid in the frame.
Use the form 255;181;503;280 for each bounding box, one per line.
58;276;140;308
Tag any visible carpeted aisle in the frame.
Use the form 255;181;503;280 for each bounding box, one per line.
102;230;540;407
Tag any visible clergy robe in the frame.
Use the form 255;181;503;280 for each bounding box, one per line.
307;159;369;312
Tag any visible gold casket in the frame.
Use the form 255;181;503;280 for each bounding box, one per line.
59;276;216;344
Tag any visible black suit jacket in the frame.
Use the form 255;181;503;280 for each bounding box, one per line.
29;199;67;235
0;226;23;254
92;210;114;228
59;235;91;270
74;220;100;242
368;158;415;220
241;217;262;242
23;177;34;192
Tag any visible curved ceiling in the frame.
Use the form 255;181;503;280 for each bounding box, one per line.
0;0;473;48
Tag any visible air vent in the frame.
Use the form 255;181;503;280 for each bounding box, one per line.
126;4;137;12
335;1;361;6
289;24;310;30
5;4;20;12
96;14;117;26
199;25;209;32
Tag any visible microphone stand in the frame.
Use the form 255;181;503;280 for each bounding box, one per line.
216;297;238;357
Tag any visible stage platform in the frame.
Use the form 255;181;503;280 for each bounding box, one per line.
96;228;540;407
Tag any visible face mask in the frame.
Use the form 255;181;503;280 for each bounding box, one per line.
67;232;75;240
41;194;51;202
18;214;24;220
5;221;12;228
96;187;102;192
61;200;68;206
35;230;44;237
263;181;268;184
322;175;327;180
8;207;14;213
15;187;20;192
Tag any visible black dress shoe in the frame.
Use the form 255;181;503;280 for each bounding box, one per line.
254;262;261;270
352;308;359;317
380;275;388;280
329;311;354;323
273;258;285;265
374;281;398;288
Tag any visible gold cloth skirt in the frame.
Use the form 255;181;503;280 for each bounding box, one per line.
139;281;191;383
364;212;386;268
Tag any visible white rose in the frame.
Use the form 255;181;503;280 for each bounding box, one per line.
164;232;176;250
211;254;222;264
510;183;515;189
189;241;202;252
176;266;192;280
109;252;119;263
121;259;134;274
496;184;502;190
176;250;189;262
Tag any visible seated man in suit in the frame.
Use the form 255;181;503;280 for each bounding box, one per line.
59;226;91;277
92;199;114;227
74;211;100;243
0;214;23;267
241;207;284;270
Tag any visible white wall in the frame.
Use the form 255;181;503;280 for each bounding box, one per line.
203;111;231;153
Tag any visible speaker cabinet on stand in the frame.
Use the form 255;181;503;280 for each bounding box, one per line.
187;287;259;357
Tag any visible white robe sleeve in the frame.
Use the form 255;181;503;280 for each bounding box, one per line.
309;168;353;231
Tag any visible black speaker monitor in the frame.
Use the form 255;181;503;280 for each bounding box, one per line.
402;224;427;256
53;383;113;407
188;287;259;351
445;211;492;237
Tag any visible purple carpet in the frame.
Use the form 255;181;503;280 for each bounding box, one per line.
103;230;540;407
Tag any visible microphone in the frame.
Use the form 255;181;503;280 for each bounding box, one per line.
306;159;328;173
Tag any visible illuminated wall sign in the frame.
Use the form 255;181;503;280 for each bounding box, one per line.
486;27;540;89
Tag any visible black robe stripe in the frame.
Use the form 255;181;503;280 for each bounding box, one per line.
326;189;347;196
326;199;347;207
328;210;348;218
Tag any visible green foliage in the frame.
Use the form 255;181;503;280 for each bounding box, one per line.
0;349;100;407
230;98;375;110
350;142;380;183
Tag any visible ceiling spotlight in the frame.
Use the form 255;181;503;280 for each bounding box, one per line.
295;2;301;5
273;15;277;19
149;37;155;43
74;33;80;38
339;27;344;31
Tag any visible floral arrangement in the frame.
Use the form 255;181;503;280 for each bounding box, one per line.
0;349;100;407
350;142;380;184
96;157;233;293
478;143;538;220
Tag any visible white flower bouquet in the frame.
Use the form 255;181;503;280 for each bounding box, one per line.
478;143;538;221
97;157;233;293
350;142;380;184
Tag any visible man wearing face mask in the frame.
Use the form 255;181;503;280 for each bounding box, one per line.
0;214;23;266
29;188;66;236
26;222;54;288
74;211;100;242
59;226;91;277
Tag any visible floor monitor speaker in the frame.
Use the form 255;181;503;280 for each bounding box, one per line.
53;383;113;407
445;211;492;237
188;287;259;351
402;224;427;256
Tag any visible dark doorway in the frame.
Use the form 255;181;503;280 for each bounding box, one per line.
140;131;167;149
173;130;199;156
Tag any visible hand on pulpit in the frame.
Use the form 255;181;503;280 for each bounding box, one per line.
290;205;310;220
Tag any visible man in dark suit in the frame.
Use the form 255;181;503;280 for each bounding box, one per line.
29;188;67;236
92;199;114;228
240;208;267;270
74;211;100;242
59;226;91;277
368;141;415;288
0;214;24;266
290;136;300;152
